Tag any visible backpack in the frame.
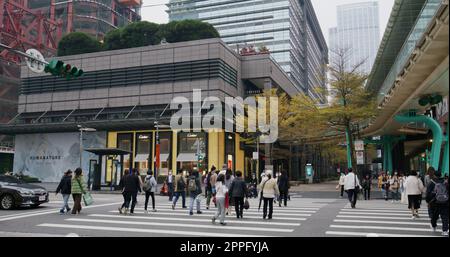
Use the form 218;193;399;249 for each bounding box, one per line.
188;177;197;192
176;176;185;191
432;181;449;204
143;176;153;192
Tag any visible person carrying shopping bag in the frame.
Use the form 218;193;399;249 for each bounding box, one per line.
71;168;91;215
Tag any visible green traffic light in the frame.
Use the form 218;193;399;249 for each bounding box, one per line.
44;59;84;79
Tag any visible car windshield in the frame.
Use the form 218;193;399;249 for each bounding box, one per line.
0;175;23;184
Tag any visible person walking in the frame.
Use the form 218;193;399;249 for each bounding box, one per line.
166;170;175;202
118;168;142;215
338;172;346;198
344;168;361;209
56;170;72;214
206;166;217;209
172;170;187;209
382;173;390;201
259;170;279;219
390;172;400;203
426;171;449;236
405;170;425;219
224;169;235;215
187;170;203;215
143;170;157;213
362;174;371;200
212;174;228;225
277;170;289;207
229;170;247;219
71;168;88;215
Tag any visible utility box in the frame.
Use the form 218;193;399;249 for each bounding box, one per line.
305;164;314;184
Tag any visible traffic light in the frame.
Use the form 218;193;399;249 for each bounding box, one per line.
44;59;84;79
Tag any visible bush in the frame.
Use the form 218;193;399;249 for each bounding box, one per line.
57;32;102;56
159;20;220;43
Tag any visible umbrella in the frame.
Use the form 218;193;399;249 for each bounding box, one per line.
258;190;263;212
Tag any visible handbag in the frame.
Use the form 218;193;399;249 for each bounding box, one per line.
76;178;94;206
244;198;250;210
354;174;360;193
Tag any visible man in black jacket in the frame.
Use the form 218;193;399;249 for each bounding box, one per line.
426;171;449;236
56;170;72;214
277;171;289;207
119;169;142;215
229;171;247;219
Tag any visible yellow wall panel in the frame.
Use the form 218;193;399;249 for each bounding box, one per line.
218;131;225;168
172;131;177;172
235;134;245;174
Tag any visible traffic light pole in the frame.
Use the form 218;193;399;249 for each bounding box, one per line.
0;43;49;65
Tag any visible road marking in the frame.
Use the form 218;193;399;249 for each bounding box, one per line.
330;225;435;232
325;231;440;237
338;211;422;216
37;223;270;237
66;218;295;233
336;215;430;221
333;219;441;226
89;214;303;225
134;207;317;214
108;211;306;221
341;209;428;213
0;202;122;222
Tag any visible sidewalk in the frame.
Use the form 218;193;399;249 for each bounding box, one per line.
289;180;339;192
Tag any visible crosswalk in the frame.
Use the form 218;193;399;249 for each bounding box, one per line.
325;201;443;237
36;197;330;237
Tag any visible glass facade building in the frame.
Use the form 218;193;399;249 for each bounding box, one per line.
167;0;328;103
329;1;380;74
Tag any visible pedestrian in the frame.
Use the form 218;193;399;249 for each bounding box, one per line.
362;174;371;200
187;169;203;215
219;164;227;176
277;170;289;207
390;172;400;203
224;169;235;215
166;170;175;201
56;170;72;214
143;170;157;213
337;172;346;198
118;169;130;211
248;173;258;198
425;171;449;236
212;174;228;225
400;173;407;204
382;173;390;201
344;168;361;209
425;167;435;188
229;170;247;219
259;170;279;219
405;170;425;219
118;168;142;215
172;169;187;209
206;166;217;210
71;168;88;215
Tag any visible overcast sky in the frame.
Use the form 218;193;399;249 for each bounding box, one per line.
140;0;395;44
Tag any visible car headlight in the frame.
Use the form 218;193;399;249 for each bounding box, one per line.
18;188;35;196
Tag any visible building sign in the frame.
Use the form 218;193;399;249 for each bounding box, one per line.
252;152;259;160
354;140;364;151
356;151;365;165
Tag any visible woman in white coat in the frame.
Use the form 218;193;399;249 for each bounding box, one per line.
404;170;425;219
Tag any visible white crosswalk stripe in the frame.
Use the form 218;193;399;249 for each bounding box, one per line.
326;201;445;237
36;198;328;237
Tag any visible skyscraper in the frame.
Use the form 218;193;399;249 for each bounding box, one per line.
167;0;328;103
329;1;380;74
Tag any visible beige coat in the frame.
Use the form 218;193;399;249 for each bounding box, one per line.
405;175;425;195
259;177;279;198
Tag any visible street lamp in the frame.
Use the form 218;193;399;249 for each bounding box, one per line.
77;125;97;186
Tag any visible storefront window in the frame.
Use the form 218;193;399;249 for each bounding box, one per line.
117;133;133;172
177;132;207;172
135;133;151;175
225;133;235;170
155;132;171;176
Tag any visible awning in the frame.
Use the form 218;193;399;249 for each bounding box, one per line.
135;154;149;162
154;153;170;162
84;148;131;156
177;153;197;162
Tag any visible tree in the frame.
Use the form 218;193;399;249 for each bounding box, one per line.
120;21;161;48
57;32;102;56
103;28;125;50
159;20;219;43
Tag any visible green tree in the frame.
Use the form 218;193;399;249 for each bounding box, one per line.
159;20;219;43
57;32;102;56
103;28;125;50
120;21;161;48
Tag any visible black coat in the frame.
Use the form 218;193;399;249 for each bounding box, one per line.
120;174;142;193
56;175;72;194
229;177;247;198
277;174;289;191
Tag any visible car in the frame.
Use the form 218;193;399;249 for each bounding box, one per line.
0;175;49;210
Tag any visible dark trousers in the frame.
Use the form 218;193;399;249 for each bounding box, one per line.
263;197;274;219
364;188;371;200
145;191;155;210
72;194;82;214
168;183;174;201
340;185;344;197
234;197;244;218
279;190;288;206
430;204;449;232
124;191;138;213
347;189;357;207
173;191;186;207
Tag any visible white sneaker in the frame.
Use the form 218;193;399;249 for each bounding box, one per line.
152;209;157;212
124;208;129;215
430;225;437;232
442;231;449;237
411;216;416;220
